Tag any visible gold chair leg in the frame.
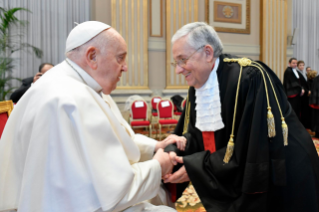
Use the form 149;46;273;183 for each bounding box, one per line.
159;124;162;140
149;124;152;138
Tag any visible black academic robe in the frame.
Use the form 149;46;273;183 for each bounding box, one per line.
10;77;33;103
310;75;319;135
283;67;309;127
165;54;319;212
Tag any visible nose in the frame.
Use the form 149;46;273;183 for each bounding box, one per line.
175;65;184;74
122;62;128;72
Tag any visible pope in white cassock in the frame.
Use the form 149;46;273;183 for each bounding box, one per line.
0;21;178;212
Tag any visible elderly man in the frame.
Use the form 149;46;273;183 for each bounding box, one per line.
0;21;176;212
10;62;54;103
163;22;319;212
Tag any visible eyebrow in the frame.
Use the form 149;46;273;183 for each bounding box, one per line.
117;52;127;57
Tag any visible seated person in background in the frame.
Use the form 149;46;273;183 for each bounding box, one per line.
10;62;54;103
163;22;319;212
0;21;178;212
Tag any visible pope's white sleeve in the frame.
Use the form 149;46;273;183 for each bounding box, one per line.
109;160;162;212
133;134;157;162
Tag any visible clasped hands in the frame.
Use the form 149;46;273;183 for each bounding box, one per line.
153;135;190;184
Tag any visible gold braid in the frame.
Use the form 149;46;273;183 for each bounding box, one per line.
222;58;246;163
183;95;190;135
252;62;288;145
249;64;276;138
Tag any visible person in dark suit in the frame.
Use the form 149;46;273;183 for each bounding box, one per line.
10;63;54;103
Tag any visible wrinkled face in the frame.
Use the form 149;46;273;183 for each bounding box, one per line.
297;63;304;71
172;36;212;88
94;31;127;94
41;64;53;74
289;60;297;69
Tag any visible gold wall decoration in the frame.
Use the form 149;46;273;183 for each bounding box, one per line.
206;0;250;34
260;0;287;81
111;0;149;89
166;0;199;89
150;0;163;37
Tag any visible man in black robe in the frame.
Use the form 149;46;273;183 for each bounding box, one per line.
310;73;319;137
283;58;309;122
10;63;54;103
163;22;319;212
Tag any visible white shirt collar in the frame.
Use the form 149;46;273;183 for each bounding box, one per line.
292;68;299;79
66;58;103;93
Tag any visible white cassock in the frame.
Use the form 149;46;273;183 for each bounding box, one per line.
0;59;175;212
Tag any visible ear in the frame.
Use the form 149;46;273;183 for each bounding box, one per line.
85;46;98;70
204;45;214;63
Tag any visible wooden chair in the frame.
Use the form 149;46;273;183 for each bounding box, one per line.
0;100;14;138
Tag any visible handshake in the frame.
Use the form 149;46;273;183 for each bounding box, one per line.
153;135;190;184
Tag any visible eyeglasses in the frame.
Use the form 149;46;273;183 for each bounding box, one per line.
171;45;205;68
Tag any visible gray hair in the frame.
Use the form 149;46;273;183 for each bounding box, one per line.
171;22;223;58
65;29;114;58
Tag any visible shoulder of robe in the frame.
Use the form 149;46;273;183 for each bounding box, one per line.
223;57;263;80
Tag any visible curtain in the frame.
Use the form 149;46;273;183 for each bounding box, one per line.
0;0;90;88
292;0;319;75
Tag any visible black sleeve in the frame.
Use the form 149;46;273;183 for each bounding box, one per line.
283;68;302;96
10;85;30;103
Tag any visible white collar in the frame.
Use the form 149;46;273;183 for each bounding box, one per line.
66;58;103;93
194;57;224;132
292;68;299;79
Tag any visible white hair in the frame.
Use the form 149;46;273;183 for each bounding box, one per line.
171;22;223;58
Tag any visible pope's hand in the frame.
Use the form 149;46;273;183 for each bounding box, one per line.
153;148;174;177
155;134;187;151
301;89;305;96
163;156;190;183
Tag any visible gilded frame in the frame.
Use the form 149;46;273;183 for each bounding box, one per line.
205;0;251;34
0;100;13;117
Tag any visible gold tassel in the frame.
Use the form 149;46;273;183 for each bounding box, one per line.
281;118;288;146
223;135;235;163
267;107;276;138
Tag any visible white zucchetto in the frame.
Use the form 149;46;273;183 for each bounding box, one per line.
65;21;111;53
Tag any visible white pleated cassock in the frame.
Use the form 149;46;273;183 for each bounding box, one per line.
0;59;175;212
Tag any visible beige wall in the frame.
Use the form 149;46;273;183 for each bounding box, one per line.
91;0;293;109
91;0;112;24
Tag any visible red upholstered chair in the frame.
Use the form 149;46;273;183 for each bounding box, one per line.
0;100;14;138
130;100;152;137
157;99;178;139
173;104;182;117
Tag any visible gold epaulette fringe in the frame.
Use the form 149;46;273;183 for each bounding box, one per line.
223;57;288;163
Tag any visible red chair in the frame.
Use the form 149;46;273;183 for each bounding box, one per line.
0;100;14;138
130;100;152;137
173;104;182;117
157;99;178;139
151;97;161;120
